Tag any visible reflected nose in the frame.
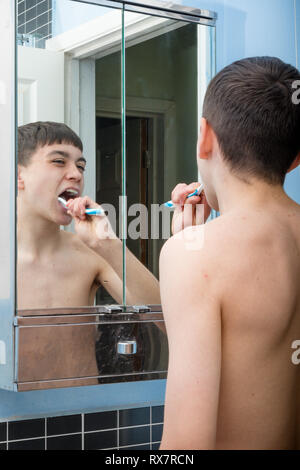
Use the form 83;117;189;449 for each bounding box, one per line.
66;163;83;181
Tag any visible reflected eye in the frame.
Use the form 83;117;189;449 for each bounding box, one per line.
53;159;65;165
77;166;86;172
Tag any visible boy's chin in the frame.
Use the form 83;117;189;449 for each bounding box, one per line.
55;213;72;226
60;216;72;226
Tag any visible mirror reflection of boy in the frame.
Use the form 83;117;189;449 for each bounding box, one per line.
159;57;300;450
17;121;161;387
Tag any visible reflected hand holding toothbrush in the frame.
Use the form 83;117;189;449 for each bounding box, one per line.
58;196;104;216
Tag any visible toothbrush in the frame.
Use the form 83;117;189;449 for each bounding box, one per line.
58;197;104;216
164;184;204;208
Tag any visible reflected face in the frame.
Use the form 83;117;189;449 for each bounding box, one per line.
19;143;86;225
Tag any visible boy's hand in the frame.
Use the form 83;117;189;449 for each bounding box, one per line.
66;196;117;248
171;183;211;235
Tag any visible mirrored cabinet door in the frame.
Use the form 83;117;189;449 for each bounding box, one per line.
123;4;216;294
15;0;125;390
0;0;216;391
17;0;124;311
0;0;16;391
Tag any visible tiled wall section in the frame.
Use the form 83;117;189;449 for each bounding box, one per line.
0;406;164;450
17;0;53;48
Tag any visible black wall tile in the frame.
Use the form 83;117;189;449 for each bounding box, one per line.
26;5;37;22
121;443;151;450
18;13;25;26
36;12;49;28
18;1;25;15
152;441;161;450
119;407;150;428
18;0;52;41
84;411;117;432
37;0;48;16
152;424;163;442
119;426;150;447
3;405;163;450
35;24;50;38
47;414;81;436
152;405;164;423
0;422;7;442
25;0;37;9
8;418;45;441
84;430;117;450
25;18;37;33
47;434;82;450
8;438;45;450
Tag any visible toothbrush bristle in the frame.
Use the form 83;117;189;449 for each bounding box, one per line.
58;197;67;207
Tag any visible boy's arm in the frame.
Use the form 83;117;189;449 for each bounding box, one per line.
159;230;222;450
66;196;160;305
94;238;161;305
94;254;124;305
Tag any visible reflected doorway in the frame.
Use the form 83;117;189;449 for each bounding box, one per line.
95;115;165;304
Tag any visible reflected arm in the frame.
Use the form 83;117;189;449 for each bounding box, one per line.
94;238;161;305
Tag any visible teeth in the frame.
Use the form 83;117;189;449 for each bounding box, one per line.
65;189;78;196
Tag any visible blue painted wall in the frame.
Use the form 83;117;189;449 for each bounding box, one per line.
186;0;300;202
1;0;299;421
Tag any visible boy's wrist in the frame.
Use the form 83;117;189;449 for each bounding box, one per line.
89;236;122;258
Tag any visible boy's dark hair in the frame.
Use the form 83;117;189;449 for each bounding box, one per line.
18;121;83;166
203;56;300;185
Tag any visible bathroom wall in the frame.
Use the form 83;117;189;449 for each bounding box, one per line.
1;0;299;427
185;0;300;203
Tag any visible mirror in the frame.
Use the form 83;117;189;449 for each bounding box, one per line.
13;0;216;390
124;9;204;281
16;0;125;388
17;0;124;310
123;5;216;285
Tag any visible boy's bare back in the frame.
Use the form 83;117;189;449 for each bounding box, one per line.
160;195;300;449
214;198;300;449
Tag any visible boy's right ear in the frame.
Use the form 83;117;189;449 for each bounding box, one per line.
287;153;300;173
17;165;25;191
197;118;213;161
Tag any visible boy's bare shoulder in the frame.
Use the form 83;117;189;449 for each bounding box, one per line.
160;215;236;293
160;210;285;284
59;230;104;267
161;213;245;264
60;229;93;250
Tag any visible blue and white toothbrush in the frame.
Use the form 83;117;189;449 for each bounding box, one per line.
164;184;204;208
58;197;104;216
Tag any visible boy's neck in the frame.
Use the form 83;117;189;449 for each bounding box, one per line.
17;199;62;259
215;174;288;216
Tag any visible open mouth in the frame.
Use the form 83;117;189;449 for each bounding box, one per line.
58;189;79;202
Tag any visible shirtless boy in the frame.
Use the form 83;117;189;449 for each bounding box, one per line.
159;57;300;450
17;121;160;386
